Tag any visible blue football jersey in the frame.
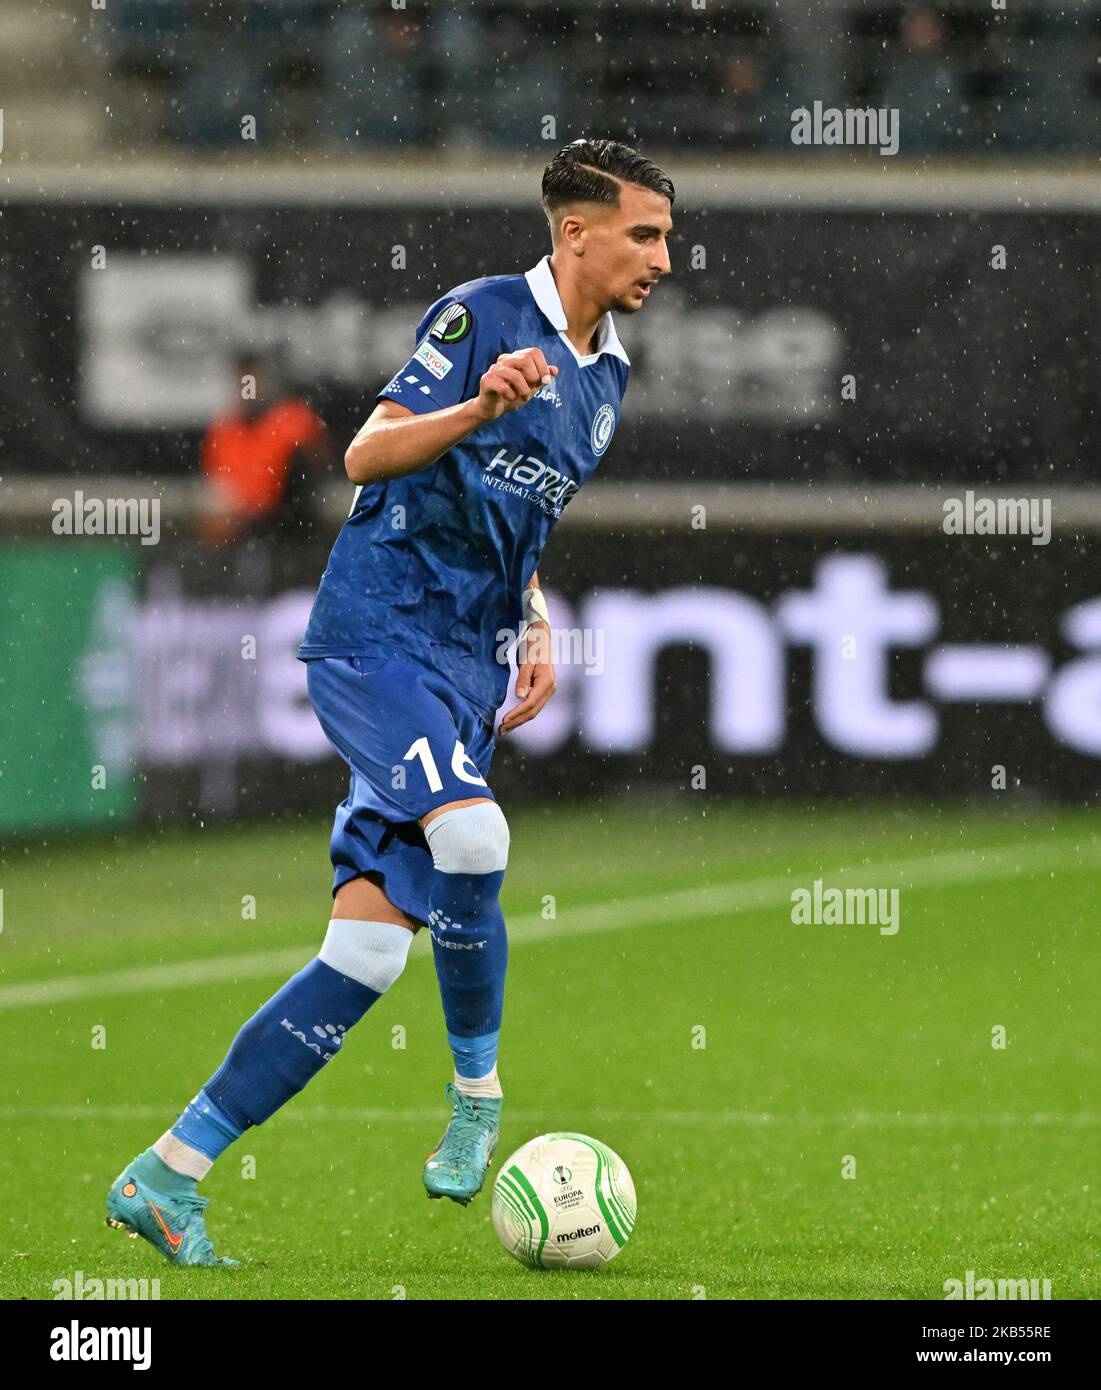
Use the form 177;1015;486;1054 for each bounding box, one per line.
298;255;631;719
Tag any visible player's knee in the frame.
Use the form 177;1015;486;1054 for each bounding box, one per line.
319;919;414;994
424;801;509;876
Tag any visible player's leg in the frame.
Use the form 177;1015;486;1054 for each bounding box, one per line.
161;873;417;1166
331;871;421;928
308;660;510;1205
307;655;512;1183
105;658;428;1266
418;792;510;1203
421;795;508;1095
105;872;416;1266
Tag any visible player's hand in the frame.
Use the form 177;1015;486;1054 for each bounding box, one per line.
498;620;556;736
474;349;558;422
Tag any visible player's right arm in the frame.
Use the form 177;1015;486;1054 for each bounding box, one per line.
344;348;558;486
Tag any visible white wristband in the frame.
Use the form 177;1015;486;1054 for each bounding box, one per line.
522;586;550;627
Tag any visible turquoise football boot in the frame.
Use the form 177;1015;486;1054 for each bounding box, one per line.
105;1148;239;1267
422;1083;502;1205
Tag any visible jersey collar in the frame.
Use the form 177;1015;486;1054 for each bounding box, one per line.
524;254;631;368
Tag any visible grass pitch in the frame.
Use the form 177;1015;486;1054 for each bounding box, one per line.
0;799;1097;1300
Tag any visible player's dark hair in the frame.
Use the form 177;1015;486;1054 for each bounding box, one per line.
541;139;675;232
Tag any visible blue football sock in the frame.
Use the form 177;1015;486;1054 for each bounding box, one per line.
165;921;412;1163
427;866;508;1078
192;958;382;1148
447;1027;501;1080
170;1090;243;1163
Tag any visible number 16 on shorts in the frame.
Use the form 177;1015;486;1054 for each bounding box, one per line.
403;736;489;793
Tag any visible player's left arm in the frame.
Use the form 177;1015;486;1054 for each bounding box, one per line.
498;571;556;737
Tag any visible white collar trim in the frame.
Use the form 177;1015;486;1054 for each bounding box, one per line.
524;254;631;368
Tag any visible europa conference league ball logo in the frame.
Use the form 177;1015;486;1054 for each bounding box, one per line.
591;403;616;455
429;302;473;345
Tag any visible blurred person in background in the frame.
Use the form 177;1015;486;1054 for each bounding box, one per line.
715;50;768;149
880;4;971;150
199;349;336;547
324;3;437;147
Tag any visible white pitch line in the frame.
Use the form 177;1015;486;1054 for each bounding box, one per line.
0;1104;1095;1128
0;837;1095;1013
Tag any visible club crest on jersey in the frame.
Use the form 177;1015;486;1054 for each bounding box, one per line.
413;339;454;381
428;302;473;345
591;403;616;455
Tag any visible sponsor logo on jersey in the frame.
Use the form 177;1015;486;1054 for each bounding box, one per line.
481;448;579;514
533;381;562;408
429;301;473;344
591;403;616;455
413;340;454;381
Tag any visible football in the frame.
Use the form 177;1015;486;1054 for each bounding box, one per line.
491;1132;636;1269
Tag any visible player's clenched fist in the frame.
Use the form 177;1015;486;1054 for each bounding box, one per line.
473;348;558;422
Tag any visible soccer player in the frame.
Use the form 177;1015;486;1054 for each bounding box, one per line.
105;138;674;1265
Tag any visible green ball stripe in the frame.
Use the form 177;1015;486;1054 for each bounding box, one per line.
497;1185;539;1267
586;1139;635;1233
563;1137;627;1249
504;1165;550;1268
606;1169;636;1232
495;1177;540;1267
551;1133;634;1240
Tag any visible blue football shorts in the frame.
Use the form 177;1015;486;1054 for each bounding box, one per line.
305;653;499;925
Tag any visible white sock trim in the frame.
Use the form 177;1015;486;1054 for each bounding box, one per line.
454;1064;503;1099
319;918;414;993
153;1131;213;1181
